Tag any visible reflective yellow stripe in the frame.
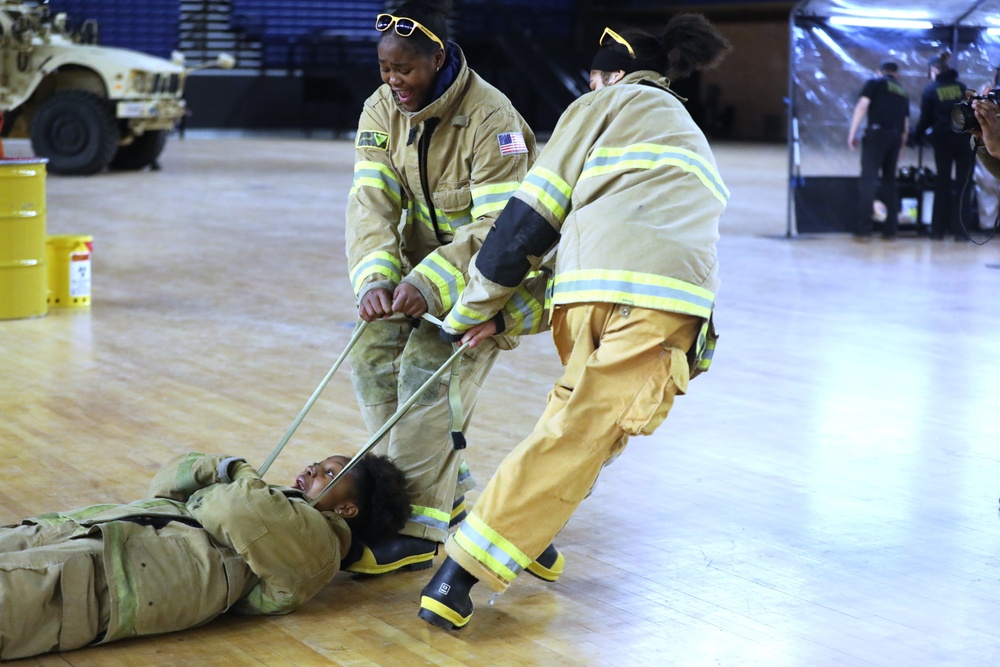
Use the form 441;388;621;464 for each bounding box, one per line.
350;251;402;294
351;161;402;206
552;269;714;319
444;301;492;332
695;318;717;372
471;181;520;219
410;200;457;235
453;512;531;583
411;505;451;532
502;283;545;335
520;166;573;222
581;143;729;205
413;253;466;310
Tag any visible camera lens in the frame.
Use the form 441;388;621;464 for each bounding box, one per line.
950;102;978;133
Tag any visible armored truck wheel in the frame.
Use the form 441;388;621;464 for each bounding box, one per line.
109;130;168;171
30;90;120;175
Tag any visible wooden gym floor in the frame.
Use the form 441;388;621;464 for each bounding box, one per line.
1;135;999;666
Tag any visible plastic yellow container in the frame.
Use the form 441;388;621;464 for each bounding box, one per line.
47;235;93;307
0;158;48;320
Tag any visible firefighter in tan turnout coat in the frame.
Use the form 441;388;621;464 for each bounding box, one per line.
343;0;546;574
0;451;409;660
416;16;733;630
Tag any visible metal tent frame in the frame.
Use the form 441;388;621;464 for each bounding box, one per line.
786;0;1000;235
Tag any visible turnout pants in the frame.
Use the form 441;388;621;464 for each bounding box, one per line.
349;315;499;543
0;521;110;660
445;303;700;592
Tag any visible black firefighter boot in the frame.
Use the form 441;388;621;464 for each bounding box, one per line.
525;542;564;582
418;556;478;630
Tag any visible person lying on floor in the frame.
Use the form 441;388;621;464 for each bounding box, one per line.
0;450;410;660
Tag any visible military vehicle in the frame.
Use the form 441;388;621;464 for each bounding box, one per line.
0;1;233;174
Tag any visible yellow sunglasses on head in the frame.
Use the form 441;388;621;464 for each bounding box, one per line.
600;27;635;59
376;13;444;50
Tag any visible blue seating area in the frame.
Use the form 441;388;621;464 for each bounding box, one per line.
230;0;381;69
47;0;180;60
458;0;575;39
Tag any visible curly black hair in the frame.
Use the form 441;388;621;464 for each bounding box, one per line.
344;453;410;545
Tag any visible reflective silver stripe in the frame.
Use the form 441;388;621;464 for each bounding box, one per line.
553;274;714;317
411;513;449;533
445;302;492;329
413;257;462;310
583;145;729;204
352;164;402;203
455;519;524;576
522;170;572;219
350;256;402;293
504;288;542;334
444;209;473;229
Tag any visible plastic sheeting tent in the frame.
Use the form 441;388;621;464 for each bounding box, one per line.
787;0;1000;234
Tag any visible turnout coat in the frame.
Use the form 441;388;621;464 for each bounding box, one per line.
444;70;726;370
346;43;541;330
0;452;350;659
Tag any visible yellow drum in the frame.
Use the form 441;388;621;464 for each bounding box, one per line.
47;235;93;307
0;158;48;320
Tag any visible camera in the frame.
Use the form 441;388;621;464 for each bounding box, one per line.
950;89;1000;133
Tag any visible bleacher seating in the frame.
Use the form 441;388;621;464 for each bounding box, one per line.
458;0;575;39
47;0;181;60
229;0;381;69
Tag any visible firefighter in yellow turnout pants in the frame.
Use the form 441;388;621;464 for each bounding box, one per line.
343;0;547;574
417;15;732;630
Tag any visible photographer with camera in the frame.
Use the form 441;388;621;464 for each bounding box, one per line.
967;92;1000;177
848;60;910;239
915;53;975;241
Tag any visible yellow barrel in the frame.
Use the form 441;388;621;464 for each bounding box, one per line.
0;158;48;320
47;234;93;307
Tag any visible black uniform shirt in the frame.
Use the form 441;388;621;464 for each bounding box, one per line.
860;75;910;133
916;69;967;139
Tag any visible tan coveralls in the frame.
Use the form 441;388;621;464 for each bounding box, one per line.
0;452;350;660
442;71;727;592
345;43;539;542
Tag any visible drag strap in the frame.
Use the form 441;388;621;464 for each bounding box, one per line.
448;347;466;449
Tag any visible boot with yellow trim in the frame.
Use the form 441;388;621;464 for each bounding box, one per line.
418;556;478;630
344;534;438;575
525;542;565;582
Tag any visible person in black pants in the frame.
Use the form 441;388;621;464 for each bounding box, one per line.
848;60;910;238
914;52;976;240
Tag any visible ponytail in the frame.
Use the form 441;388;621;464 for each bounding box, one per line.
658;14;731;80
592;14;731;80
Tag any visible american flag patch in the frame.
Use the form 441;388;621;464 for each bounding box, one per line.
497;132;528;156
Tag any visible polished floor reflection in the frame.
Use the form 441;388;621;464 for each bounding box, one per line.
1;136;998;666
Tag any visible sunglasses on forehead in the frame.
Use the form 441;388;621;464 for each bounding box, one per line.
376;13;444;51
600;27;635;59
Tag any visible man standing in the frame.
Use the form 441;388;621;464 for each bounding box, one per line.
848;60;910;238
914;52;975;240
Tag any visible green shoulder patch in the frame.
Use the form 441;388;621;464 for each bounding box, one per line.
357;131;390;150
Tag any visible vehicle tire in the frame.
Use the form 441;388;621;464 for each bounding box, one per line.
109;130;168;171
30;90;119;175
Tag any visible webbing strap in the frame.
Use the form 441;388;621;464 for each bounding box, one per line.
420;313;467;450
448;350;466;449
